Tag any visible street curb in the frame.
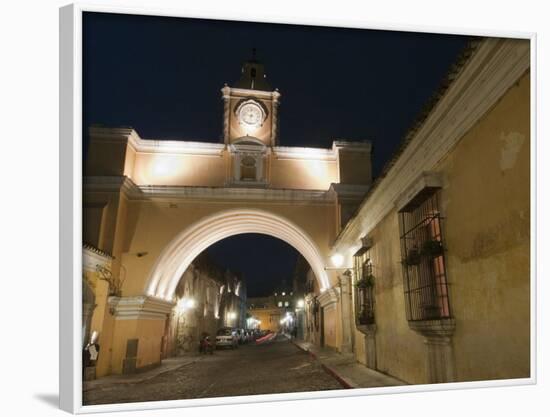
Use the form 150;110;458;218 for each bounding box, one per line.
320;364;355;389
290;340;353;389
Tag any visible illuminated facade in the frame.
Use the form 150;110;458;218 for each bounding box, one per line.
83;56;372;376
162;253;246;358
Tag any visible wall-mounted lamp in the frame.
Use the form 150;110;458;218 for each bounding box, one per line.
330;253;344;268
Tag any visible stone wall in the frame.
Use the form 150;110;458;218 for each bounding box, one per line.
165;255;247;356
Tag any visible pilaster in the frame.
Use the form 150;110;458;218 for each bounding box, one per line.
271;90;281;145
358;324;377;370
221;84;231;143
339;270;354;354
108;296;175;320
408;318;456;383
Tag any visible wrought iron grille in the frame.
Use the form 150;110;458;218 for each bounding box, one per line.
354;249;375;325
399;191;451;321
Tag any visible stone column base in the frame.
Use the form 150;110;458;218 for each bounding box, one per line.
409;318;456;383
83;366;96;381
357;324;377;369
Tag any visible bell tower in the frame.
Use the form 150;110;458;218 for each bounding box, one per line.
221;50;281;147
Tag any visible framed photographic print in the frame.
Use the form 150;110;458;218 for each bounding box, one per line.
59;2;536;413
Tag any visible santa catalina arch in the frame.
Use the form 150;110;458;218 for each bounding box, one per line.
145;208;331;301
84;55;371;376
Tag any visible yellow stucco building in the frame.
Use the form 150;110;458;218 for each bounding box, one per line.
329;37;531;384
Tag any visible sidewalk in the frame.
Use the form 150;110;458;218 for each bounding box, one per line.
83;356;202;392
290;338;407;389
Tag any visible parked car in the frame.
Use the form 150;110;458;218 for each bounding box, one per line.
215;327;238;349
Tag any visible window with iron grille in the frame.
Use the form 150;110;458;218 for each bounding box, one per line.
354;247;375;325
399;191;451;321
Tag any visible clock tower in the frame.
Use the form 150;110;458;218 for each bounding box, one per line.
221;51;281;185
221;51;281;147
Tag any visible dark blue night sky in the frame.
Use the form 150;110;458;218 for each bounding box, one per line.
83;12;469;296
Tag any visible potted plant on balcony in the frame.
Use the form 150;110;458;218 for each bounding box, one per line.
421;239;444;258
404;247;421;266
355;274;375;289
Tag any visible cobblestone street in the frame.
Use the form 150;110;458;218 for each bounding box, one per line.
83;335;343;405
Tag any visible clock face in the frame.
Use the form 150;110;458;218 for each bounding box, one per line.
238;102;264;127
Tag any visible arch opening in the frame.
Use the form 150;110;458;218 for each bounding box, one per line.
145;209;330;301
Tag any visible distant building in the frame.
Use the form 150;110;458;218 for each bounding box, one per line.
164;252;247;357
247;292;288;333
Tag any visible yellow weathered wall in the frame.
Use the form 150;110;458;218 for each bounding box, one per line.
109;318;166;374
350;72;530;384
269;157;338;190
85;140;128;177
136;319;165;369
338;150;372;185
353;329;367;366
323;304;337;349
437;72;530;381
369;211;428;383
132;153;226;187
123;142;136;179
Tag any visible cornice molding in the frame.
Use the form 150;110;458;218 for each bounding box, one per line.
333;140;372;153
109;296;175;321
139;184;335;204
229;141;269;153
82;246;112;272
408;318;456;339
88;127;225;156
332;38;530;253
394;171;443;212
84;176;143;199
130;138;225;156
84;176;337;204
329;183;371;200
273;146;336;161
225;87;279;100
318;287;340;307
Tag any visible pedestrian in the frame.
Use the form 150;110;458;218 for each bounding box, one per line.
85;331;100;368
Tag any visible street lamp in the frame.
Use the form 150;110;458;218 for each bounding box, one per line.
331;253;344;267
176;297;196;313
